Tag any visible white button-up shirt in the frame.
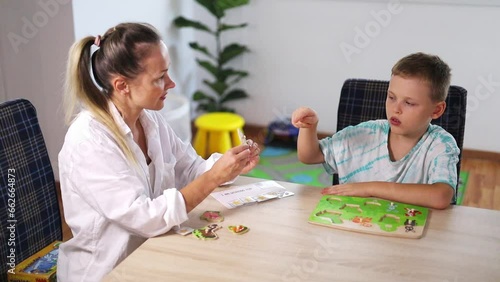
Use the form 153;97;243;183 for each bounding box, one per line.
57;102;217;281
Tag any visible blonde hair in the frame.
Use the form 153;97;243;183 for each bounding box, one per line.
63;23;162;163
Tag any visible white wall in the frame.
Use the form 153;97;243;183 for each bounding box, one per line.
189;0;500;152
72;0;196;102
0;0;74;180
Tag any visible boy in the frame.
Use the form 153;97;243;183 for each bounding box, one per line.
291;52;459;209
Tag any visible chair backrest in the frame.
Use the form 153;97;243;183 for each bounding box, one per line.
333;79;467;203
0;99;62;280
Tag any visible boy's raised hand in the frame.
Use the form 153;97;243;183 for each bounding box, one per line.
292;107;319;129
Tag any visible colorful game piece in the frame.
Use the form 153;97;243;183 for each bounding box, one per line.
228;225;249;235
173;225;194;236
200;211;224;222
308;195;429;239
193;224;222;240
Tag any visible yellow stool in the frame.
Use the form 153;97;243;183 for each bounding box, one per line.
193;112;245;158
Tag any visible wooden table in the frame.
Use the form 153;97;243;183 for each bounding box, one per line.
104;176;500;282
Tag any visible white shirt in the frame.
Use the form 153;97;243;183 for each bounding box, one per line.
319;120;459;189
57;102;219;281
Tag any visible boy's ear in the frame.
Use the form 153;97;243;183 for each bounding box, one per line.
431;101;446;119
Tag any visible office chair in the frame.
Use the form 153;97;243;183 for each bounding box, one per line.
332;78;467;203
0;99;62;280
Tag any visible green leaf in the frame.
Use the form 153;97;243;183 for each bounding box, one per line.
196;0;224;18
216;0;250;11
173;17;213;33
217;68;247;83
189;43;215;59
196;60;218;78
197;101;220;112
220;44;249;65
218;23;248;33
193;90;216;102
203;80;228;96
220;89;248;103
196;0;249;18
218;106;236;113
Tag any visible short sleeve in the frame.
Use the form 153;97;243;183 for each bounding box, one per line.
426;134;460;190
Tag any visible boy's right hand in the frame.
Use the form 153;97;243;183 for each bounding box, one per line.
291;107;318;128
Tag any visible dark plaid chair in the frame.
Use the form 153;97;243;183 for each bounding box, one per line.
0;99;62;280
332;78;467;203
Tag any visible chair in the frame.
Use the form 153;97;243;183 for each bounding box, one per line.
0;99;62;280
332;78;467;203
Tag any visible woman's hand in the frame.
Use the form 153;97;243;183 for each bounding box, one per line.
240;139;260;174
208;141;260;185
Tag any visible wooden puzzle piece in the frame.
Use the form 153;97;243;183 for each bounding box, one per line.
193;224;222;240
228;225;250;235
404;208;423;217
200;211;224;223
352;216;373;227
404;219;417;233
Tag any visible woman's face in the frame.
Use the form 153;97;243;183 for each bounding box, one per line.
126;41;176;111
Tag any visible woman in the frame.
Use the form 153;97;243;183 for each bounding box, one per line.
58;22;259;281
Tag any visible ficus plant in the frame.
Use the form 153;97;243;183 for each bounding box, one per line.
173;0;250;113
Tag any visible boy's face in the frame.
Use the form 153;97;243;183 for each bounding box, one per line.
386;75;445;139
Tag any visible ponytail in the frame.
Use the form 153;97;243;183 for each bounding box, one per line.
63;36;137;164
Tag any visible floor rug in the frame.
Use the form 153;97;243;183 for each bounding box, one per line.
245;147;470;201
244;146;332;187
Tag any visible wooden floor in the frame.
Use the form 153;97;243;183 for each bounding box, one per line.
57;125;500;241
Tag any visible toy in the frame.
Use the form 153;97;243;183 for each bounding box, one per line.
308;196;428;238
264;117;299;147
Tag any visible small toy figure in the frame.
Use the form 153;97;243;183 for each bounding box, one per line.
404;219;417;233
405;208;422;217
387;202;398;212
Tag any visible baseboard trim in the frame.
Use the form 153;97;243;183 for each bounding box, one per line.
462;149;500;162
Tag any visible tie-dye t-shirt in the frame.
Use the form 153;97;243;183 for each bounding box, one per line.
319;120;459;190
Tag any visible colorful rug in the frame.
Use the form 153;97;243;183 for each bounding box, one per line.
457;171;469;205
245;146;470;202
244;146;332;187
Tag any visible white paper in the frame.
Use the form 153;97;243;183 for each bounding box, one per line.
211;180;294;209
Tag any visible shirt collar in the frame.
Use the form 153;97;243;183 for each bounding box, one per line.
107;101;159;138
108;101;132;136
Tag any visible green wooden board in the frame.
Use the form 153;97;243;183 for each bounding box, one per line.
309;195;429;239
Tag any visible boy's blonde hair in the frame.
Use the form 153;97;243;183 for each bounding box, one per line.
391;52;451;102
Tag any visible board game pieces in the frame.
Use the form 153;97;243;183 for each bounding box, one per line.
173;225;194;236
200;211;224;222
228;225;249;235
308;195;429;238
193;224;222;240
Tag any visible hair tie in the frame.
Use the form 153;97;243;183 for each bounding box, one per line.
94;35;101;47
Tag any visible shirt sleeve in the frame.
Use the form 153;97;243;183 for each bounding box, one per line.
319;135;338;175
67;138;188;238
426;133;460;190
